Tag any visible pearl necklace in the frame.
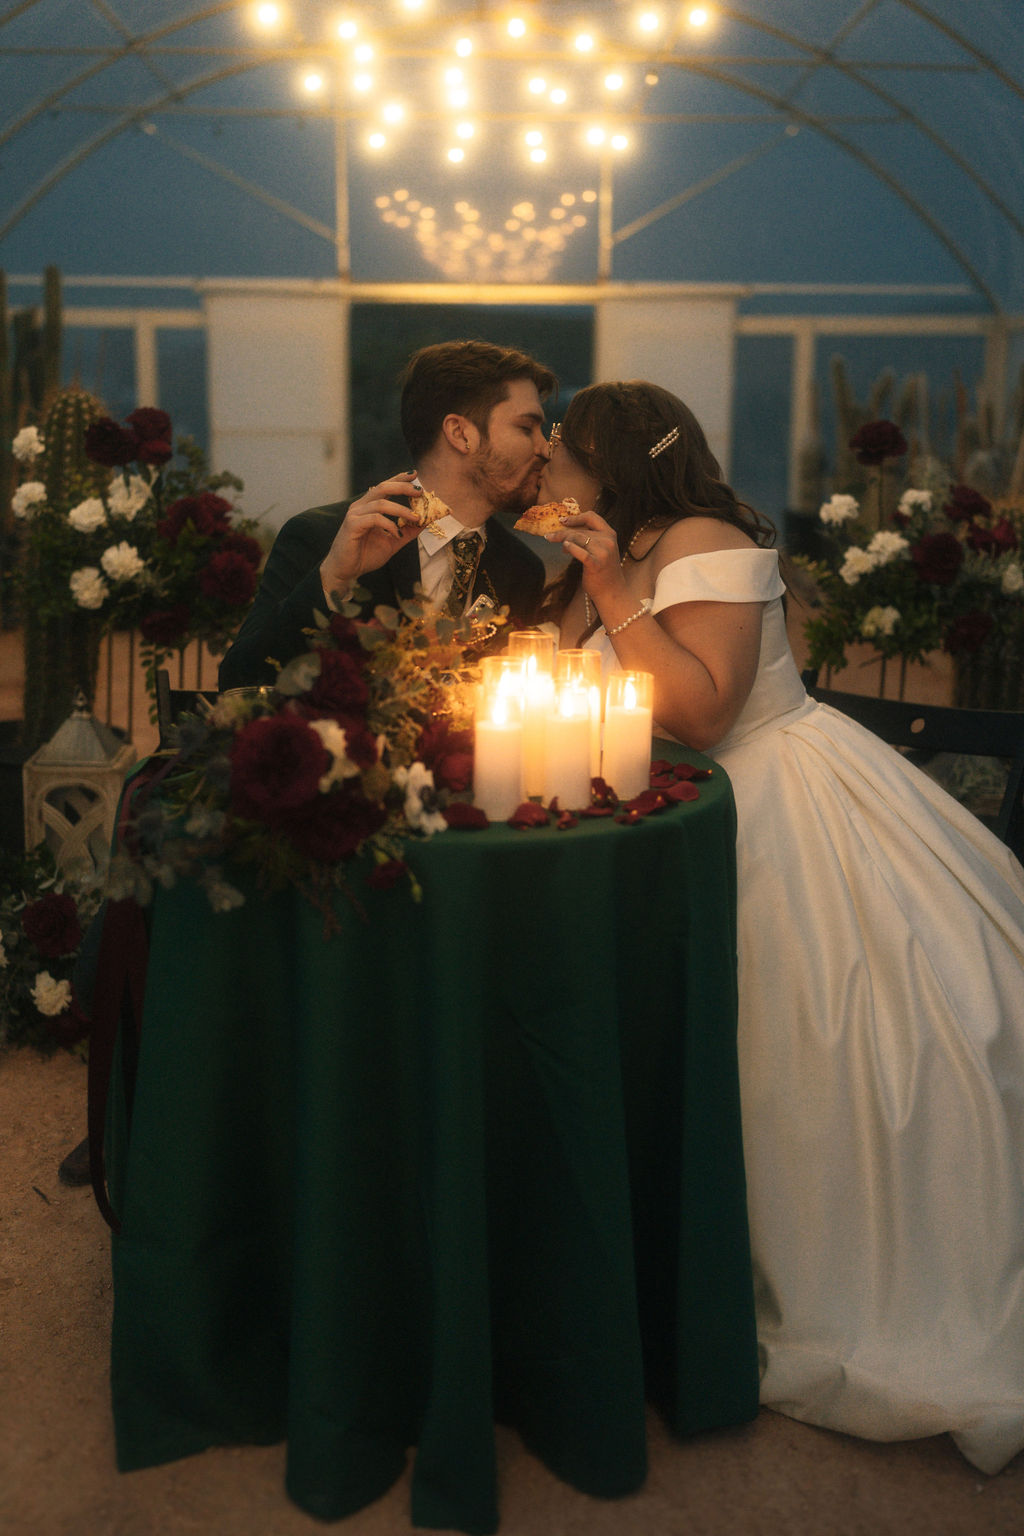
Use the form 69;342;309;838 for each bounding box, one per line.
584;518;662;632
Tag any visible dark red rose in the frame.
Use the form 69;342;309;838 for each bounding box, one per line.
418;721;474;792
367;858;409;890
911;532;964;586
443;802;489;830
944;610;995;655
84;417;138;467
137;437;172;466
229;714;327;822
304;650;369;715
327;613;365;656
848;420;908;466
22;892;82;957
219;531;263;569
967;516;1018;557
158;492;233;544
125;407;172;442
282;780;387;862
46;989;91;1047
944;484;991;523
199;550;257;608
139;604;191;647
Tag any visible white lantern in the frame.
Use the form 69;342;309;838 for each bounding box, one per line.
22;692;137;874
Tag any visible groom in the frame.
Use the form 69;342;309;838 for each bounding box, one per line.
219;340;557;690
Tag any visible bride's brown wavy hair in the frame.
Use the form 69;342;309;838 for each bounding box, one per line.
539;380;776;624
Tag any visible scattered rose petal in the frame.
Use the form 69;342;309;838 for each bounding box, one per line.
508;801;550;829
443;802;489;830
556;811;579;830
666;780;700;802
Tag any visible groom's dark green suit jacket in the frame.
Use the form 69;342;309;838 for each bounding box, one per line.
219;500;547;691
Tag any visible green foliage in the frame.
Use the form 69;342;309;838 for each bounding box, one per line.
0;843;100;1055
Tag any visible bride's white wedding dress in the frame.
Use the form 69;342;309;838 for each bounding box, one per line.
587;546;1024;1473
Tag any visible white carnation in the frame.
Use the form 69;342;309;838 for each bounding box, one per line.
866;530;909;564
12;426;44;462
31;971;72;1017
819;494;860;526
309;717;361;791
839;547;878;586
394;761;447;836
897;488;932;518
860;605;900;638
69;566;109;610
1002;562;1024;596
107;474;150;521
12;480;46;518
68;497;107;533
100;541;145;581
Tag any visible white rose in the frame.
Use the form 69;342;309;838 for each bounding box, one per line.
394;761;447;836
1002;562;1024;596
839;547;878;586
100;541;145;581
860;605;900;638
12;480;46;518
107;474;151;522
69;566;109;610
866;530;909;564
12;426;44;462
309;717;361;791
819;494;860;526
68;497;107;533
203;874;246;914
897;488;932;518
31;971;72;1017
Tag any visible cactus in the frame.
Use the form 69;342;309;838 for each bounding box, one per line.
21;384;107;752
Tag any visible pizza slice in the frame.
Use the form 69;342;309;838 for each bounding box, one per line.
513;496;581;536
403;486;450;527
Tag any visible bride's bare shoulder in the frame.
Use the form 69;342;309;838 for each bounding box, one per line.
652;516;759;564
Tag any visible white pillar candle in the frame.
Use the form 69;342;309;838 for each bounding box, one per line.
544;685;592;809
601;670;654;800
554;649;602;777
473;695;524;820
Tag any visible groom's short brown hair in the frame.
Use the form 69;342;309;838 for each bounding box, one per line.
399;340;557;461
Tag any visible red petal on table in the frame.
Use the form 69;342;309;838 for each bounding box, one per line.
508;801;551;828
578;805;615;819
589;776;619;808
673;762;712;781
649;759;675;778
443;802;490;829
666;780;700;802
649;772;676;789
556;811;579;830
615;809;643;824
623;787;670;815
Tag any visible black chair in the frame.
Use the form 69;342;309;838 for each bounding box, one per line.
801;669;1024;860
155;668;219;750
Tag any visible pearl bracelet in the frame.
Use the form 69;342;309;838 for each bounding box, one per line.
606;602;649;636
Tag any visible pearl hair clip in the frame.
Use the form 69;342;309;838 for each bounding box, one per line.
648;426;679;459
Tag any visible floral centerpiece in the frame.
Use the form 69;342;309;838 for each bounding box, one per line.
800;420;1024;706
0;844;100;1053
11;390;261;745
102;591;497;918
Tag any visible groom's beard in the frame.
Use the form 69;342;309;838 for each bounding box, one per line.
469;443;545;517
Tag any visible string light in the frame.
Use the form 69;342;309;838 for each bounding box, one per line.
585;124;606;145
636;10;660;33
549;87;568;104
611;131;629;150
454;36;473;56
336;19;358;40
527;76;546;94
529;147;547;162
353;43;374;63
507;17;526;37
687;5;712;27
524;129;544;146
352;72;373;91
253;2;282;30
447;146;465;162
445;67;464;86
367;132;387;149
455;121;475;139
604;72;624;91
301;71;324;94
574;32;595;52
382;102;405;123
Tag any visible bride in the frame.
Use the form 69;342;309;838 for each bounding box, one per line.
537;379;1024;1475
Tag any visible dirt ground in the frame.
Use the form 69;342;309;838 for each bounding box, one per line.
3;1049;1024;1536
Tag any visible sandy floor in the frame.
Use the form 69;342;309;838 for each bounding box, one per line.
2;1048;1023;1536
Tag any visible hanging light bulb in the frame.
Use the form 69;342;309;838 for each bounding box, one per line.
301;70;324;94
336;18;358;40
448;145;466;162
507;17;526;38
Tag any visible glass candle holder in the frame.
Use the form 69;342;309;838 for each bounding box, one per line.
544;681;593;809
473;657;525;820
602;669;654;800
554;648;602;776
506;631;555;797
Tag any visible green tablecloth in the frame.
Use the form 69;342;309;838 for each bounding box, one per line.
107;743;758;1532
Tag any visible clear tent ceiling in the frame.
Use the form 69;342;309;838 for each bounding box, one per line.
1;0;1022;311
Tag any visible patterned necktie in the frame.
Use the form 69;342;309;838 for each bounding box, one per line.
445;532;481;618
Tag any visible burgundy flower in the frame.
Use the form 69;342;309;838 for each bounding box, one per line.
229;714;327;822
911;532;964;586
418;721;474;792
158;492;233;544
139;604;191;647
848;420;908;466
944;610;995;655
22;892;82;958
125;407;171;443
967;517;1018;557
944;485;991;523
199;550;257;608
84;417;138;467
137;437;172;466
443;802;489;830
282;780;386;862
303;650;369;716
46;989;91;1047
327;614;365;657
219;531;263;570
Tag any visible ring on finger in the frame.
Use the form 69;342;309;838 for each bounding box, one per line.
582;535;592;548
